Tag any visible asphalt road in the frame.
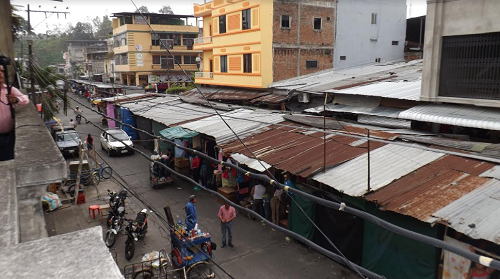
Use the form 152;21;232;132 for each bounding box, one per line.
56;93;359;279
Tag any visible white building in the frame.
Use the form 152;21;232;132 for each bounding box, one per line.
421;0;500;108
333;0;406;69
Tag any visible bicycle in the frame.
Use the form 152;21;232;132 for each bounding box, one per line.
95;163;113;179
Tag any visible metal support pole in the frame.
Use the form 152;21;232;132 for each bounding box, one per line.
27;5;36;103
367;129;371;192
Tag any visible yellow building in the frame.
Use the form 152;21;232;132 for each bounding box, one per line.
193;0;273;89
111;12;200;87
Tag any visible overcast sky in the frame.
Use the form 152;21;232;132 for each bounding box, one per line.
12;0;427;34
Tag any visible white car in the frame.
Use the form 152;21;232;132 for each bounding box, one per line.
100;129;134;156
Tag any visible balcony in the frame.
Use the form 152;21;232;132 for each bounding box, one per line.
195;72;213;79
194;36;212;45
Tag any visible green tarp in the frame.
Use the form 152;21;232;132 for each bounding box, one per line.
152;121;170;154
361;201;439;279
159;126;199;141
287;184;316;240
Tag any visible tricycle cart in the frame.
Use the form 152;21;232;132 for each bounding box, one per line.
150;162;174;188
123;250;187;279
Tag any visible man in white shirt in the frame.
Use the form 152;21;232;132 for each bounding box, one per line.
250;183;266;219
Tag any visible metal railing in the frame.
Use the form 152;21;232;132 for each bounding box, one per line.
194;36;212;45
195;72;213;79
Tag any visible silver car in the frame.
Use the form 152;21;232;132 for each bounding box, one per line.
55;130;81;156
100;129;134;156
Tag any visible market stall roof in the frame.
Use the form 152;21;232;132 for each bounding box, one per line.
97;93;149;103
118;96;216;127
0;227;122;279
431;179;500;244
366;155;495;222
160;126;199;140
179;109;285;144
269;60;422;98
312;143;445;196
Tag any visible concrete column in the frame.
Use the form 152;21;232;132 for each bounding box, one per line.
135;73;140;86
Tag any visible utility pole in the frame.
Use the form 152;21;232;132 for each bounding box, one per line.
27;4;35;103
323;93;328;172
74;143;84;205
367;129;371;192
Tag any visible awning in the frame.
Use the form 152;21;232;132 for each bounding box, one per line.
159;126;199;141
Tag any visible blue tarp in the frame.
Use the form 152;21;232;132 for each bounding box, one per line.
120;108;138;140
159;126;199;141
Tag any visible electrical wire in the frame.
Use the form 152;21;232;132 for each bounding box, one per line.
31;61;381;279
31;59;500;273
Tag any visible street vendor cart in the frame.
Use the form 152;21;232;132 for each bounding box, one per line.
150;159;175;188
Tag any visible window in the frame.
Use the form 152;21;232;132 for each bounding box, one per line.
392;41;399;45
306;60;318;69
184;55;198;64
371;13;377;25
281;15;290;29
439;32;500;100
340;56;346;61
174;55;182;64
152;55;161;65
243;54;252;73
220;55;227;72
375;58;381;63
313;18;322;30
219;15;226;34
242;9;251;30
124;16;133;24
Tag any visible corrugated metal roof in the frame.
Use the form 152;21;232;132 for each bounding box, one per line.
269;60;423;95
119;97;216;127
230;153;271;172
179;109;285;143
358;115;412;129
99;93;148;102
399;104;500;131
431;179;500;244
312;144;445;196
249;94;289;104
366;155;494;222
221;125;385;177
480;166;500;179
304;104;405;118
331;80;421;101
207;91;269;101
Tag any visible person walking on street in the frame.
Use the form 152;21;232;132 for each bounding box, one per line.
185;195;198;232
0;65;29;161
250;183;266;220
271;186;283;227
86;133;93;150
69;119;76;128
218;201;236;248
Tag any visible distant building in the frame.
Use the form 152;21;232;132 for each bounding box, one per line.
103;38;118;83
421;0;500;107
333;0;406;69
111;12;200;87
83;45;108;82
193;0;406;89
65;40;107;79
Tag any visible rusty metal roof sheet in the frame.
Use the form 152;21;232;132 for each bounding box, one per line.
366;155;494;222
249;94;289;104
431;179;500;244
207;91;270;101
312;144;445;196
221;125;385;177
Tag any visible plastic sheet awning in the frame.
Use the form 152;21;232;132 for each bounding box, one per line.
159;126;199;141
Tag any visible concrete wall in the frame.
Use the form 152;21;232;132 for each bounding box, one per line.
333;0;406;69
273;0;335;81
421;0;500;107
0;0;17;85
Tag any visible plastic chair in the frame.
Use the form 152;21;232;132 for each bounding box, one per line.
88;205;100;219
99;204;110;220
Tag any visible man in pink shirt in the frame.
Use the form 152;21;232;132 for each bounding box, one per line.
0;65;30;161
218;201;236;248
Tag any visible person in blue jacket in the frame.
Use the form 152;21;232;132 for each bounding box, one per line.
185;195;198;231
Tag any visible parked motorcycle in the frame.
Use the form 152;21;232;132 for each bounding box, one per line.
105;204;125;248
107;189;127;228
124;209;149;261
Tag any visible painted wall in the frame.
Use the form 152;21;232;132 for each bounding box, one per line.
333;0;406;69
421;0;500;108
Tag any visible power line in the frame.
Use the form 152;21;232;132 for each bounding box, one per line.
31;61;381;279
31;48;500;273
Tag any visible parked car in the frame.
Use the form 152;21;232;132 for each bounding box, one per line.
100;128;134;156
55;130;81;157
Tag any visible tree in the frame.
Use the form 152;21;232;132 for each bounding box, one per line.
135;6;149;13
93;15;112;39
68;22;94;40
11;4;29;41
159;5;174;14
32;65;68;121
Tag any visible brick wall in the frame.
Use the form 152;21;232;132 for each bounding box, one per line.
272;0;335;82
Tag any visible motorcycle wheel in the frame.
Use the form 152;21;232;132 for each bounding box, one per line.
186;261;213;279
125;238;135;261
106;214;113;228
105;230;116;248
133;270;154;279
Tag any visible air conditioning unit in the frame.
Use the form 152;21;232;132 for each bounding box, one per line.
298;93;310;103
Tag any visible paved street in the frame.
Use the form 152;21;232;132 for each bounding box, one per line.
48;93;359;279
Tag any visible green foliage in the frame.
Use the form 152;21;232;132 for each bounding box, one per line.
68;22;94;40
33;36;67;67
32;66;69;121
166;85;189;94
159;6;174;14
135;6;149;13
93;16;112;39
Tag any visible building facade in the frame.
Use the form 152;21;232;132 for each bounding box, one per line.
83;45;108;81
66;40;107;79
421;0;500;108
111;12;200;87
333;0;406;69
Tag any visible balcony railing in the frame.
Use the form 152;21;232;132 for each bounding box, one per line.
195;72;213;79
194;36;212;45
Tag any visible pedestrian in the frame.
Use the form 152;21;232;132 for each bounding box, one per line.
467;262;494;279
250;183;266;220
86;133;93;150
0;64;30;161
271;186;283;227
218;201;236;248
192;155;200;183
69;119;76;128
185;195;198;232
